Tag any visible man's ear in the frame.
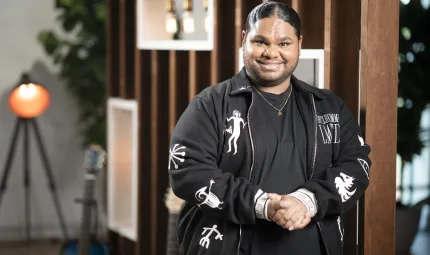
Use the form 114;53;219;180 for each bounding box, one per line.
298;35;303;55
241;30;246;46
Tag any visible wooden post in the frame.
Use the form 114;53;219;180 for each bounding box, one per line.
359;0;399;254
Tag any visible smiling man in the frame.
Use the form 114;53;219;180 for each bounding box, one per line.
168;2;371;255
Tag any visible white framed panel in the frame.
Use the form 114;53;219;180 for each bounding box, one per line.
137;0;214;51
107;98;138;241
238;48;325;89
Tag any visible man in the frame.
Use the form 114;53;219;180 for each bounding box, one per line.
168;2;371;255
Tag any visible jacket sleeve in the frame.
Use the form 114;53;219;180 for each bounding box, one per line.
301;101;371;221
168;96;265;225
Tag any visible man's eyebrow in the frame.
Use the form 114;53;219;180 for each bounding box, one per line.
252;34;293;41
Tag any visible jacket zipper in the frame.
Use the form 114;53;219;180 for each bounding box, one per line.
310;94;330;255
237;93;255;255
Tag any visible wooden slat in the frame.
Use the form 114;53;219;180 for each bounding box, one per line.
125;0;136;99
189;50;197;101
216;0;237;82
106;0;120;98
137;50;152;255
324;0;331;89
360;0;398;254
195;51;212;94
169;50;177;138
210;1;219;85
235;0;242;74
119;0;126;98
155;50;170;255
299;0;324;49
150;50;159;255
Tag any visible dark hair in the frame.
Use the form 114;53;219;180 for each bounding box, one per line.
245;2;301;38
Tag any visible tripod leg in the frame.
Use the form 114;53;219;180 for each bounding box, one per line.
30;119;69;240
0;118;22;209
23;119;31;242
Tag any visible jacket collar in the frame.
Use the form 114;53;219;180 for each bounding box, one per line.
230;67;326;99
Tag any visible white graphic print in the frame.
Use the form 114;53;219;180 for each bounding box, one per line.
335;173;357;202
358;135;365;146
317;114;340;144
195;179;224;209
357;158;370;179
225;110;247;155
337;216;344;242
169;144;186;170
199;225;223;249
238;86;250;91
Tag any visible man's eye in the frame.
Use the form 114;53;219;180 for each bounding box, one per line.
280;42;290;47
255;40;265;45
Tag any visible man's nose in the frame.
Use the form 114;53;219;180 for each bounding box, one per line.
265;44;280;58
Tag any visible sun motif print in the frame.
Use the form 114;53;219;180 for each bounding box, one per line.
169;144;186;170
334;172;357;202
225;110;247;155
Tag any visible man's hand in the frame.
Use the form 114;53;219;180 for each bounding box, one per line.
267;193;312;231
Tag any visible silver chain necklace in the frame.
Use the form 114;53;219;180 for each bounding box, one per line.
252;85;293;116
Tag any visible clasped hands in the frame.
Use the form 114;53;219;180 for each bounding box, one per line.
266;193;312;231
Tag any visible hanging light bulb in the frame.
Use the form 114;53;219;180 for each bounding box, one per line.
182;0;194;33
203;0;209;32
166;0;178;34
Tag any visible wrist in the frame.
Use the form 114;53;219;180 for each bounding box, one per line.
289;188;318;217
254;191;270;221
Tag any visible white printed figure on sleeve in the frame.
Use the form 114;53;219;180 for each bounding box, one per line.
335;173;357;202
195;179;224;209
225;110;247;155
357;158;370;179
358;135;365;146
199;225;223;249
169;144;186;170
337;216;344;242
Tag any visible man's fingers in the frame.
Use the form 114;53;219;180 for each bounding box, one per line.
267;193;282;201
291;215;305;230
300;216;311;228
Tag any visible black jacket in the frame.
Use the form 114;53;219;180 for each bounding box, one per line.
168;69;371;255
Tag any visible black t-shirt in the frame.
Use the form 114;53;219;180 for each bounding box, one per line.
245;84;323;255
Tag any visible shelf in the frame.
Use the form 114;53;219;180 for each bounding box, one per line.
107;98;138;241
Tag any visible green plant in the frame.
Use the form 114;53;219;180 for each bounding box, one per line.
397;1;430;204
37;0;107;148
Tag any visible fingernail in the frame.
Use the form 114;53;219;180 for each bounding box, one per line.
289;227;294;231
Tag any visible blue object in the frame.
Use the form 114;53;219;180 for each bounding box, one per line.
60;239;110;255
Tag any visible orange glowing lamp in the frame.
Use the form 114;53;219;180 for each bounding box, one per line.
8;76;50;119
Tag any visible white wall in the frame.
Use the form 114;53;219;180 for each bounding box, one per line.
0;0;99;240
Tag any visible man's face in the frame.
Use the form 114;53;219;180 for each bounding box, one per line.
242;17;302;87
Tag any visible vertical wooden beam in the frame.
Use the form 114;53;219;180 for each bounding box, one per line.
137;50;152;255
119;0;127;98
235;0;242;74
299;0;324;49
189;51;197;101
169;50;177;138
217;0;237;82
210;2;219;85
324;0;331;90
134;34;142;255
150;50;159;255
360;0;398;254
107;0;120;98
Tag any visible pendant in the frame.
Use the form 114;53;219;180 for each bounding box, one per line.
278;111;282;116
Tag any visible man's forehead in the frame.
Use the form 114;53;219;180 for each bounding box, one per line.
251;18;295;35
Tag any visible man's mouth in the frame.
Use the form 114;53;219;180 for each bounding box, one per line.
257;60;284;71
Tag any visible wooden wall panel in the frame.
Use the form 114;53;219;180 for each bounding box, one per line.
119;0;135;99
360;0;398;254
214;0;237;83
136;49;152;255
106;0;120;98
299;0;324;49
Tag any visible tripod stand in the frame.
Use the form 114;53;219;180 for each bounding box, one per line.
0;117;69;241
